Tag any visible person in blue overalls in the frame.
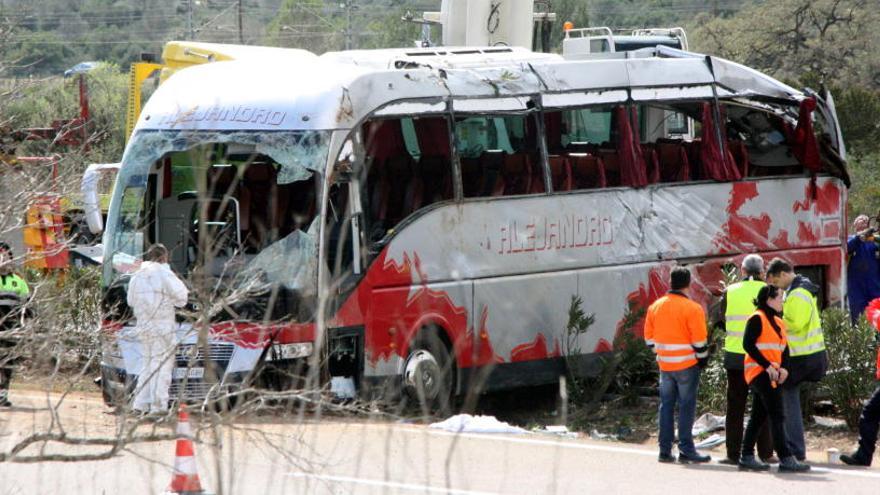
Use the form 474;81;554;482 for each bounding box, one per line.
847;215;880;323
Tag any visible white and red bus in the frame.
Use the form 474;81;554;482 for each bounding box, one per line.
98;43;848;408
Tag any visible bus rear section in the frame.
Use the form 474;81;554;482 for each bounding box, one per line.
316;59;848;409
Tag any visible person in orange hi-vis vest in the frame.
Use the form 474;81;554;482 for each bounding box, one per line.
840;297;880;466
644;266;710;464
738;284;810;473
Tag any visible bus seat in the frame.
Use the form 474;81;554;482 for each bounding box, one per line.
368;159;391;225
460;157;484;198
414;117;451;159
544;112;563;153
642;145;660;184
365;120;407;162
209;166;239;196
569;153;606;189
479;151;505;197
656;141;690;183
565;142;599;155
403;168;424;217
239;187;251;232
529;158;546;194
383;155;414;224
242;163;277;248
682;139;702;180
597;150;621;187
500;154;532;195
417;155;453;207
549;155;573;192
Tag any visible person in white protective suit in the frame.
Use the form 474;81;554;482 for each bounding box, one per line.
126;244;188;415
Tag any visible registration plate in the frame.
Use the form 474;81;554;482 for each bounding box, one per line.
172;367;205;380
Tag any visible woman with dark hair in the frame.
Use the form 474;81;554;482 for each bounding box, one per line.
739;284;811;472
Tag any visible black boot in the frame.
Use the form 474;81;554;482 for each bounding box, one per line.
738;455;770;471
678;451;711;464
840;450;872;467
778;456;810;472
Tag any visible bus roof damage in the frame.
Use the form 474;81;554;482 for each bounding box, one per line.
135;46;846;181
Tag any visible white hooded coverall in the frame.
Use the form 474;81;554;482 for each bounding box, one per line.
126;261;188;413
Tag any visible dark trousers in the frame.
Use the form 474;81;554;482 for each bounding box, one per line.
857;385;880;460
742;373;791;459
726;368;774;460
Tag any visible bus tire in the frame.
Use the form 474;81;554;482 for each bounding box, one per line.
403;328;454;416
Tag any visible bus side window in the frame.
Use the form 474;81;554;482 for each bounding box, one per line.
455;114;543;198
412;116;454;207
363;116;454;243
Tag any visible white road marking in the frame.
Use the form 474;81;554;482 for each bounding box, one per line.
286;472;498;495
413;428;880;480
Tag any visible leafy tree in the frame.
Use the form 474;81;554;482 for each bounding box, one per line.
688;0;880;91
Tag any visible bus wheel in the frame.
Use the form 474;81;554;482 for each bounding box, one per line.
403;330;453;416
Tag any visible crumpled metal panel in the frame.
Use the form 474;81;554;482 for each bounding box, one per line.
710;56;801;101
623;58;715;87
137;60;450;132
443;65;545;98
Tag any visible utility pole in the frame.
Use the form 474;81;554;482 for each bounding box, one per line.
342;0;356;50
238;0;243;43
187;0;194;40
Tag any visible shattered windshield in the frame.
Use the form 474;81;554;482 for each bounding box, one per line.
103;129;330;298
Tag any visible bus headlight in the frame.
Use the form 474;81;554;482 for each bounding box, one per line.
270;342;313;360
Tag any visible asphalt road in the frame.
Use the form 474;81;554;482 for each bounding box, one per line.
1;390;879;494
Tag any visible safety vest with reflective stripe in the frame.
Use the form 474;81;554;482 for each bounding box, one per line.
0;274;28;299
783;286;825;357
744;311;788;384
644;292;708;372
724;280;765;354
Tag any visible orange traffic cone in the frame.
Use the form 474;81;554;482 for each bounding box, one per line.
165;405;211;495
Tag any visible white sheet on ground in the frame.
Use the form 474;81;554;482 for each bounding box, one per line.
429;414;528;434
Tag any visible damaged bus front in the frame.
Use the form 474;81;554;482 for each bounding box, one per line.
98;57;357;404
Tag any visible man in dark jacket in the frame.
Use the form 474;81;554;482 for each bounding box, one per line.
766;258;828;461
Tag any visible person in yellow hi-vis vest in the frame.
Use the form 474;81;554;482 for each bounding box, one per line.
713;254;774;465
766;257;827;462
0;242;29;407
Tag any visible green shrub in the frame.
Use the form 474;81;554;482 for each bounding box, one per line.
821;308;877;429
697;326;727;414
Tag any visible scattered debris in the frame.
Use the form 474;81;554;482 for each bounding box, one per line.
692;413;726;436
429;414;528;434
589;429;619;441
330;376;356;400
814;416;848;429
534;425;579;438
695;434;726;449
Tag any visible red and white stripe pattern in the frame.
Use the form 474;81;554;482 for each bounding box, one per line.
166;405;206;494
